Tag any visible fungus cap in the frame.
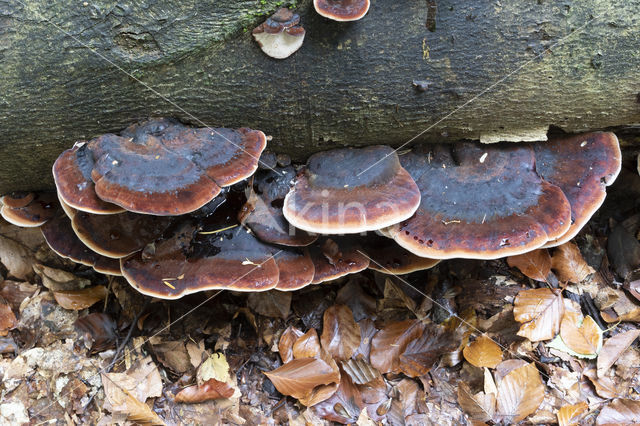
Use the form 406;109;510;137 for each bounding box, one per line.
533;132;621;247
309;237;369;284
71;210;172;259
273;249;315;291
388;143;572;260
314;0;370;21
361;234;440;275
283;146;420;234
121;223;280;299
239;167;317;246
253;8;306;59
53;144;125;215
0;192;57;227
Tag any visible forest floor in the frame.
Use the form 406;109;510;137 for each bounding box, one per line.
0;159;639;425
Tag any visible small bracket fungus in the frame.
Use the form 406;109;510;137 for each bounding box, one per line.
308;237;369;284
534;132;621;247
239;166;317;247
273;248;315;291
314;0;370;21
283;146;421;234
253;8;306;59
0;192;57;227
388;143;572;260
71;210;173;259
361;234;440;275
54;118;267;216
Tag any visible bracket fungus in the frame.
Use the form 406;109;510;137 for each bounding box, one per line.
283;146;421;234
387;143;572;260
361;234;440;275
239;166;317;247
53;118;267;216
253;8;305;59
533;132;621;247
314;0;370;21
273;249;315;291
0;192;56;227
308;237;369;284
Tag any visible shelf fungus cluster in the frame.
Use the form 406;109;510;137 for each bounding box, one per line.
0;120;621;299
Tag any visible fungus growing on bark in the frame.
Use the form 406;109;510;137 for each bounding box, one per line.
53;144;125;215
71;210;173;259
387;143;572;260
253;8;306;59
361;234;440;274
239;166;317;247
533;132;621;247
121;222;280;299
308;237;369;284
314;0;370;21
41;211;122;276
0;192;57;227
283;146;420;234
53;118;267;216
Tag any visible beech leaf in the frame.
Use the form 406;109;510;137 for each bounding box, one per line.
278;325;304;364
293;328;321;359
597;329;640;377
551;242;595;283
557;401;588;426
320;304;360;361
264;357;340;403
596;398;640;425
53;285;108;310
513;288;564;342
458;383;496;423
313;368;363;424
174;378;234;403
559;315;603;357
507;249;551;282
495;362;545;423
462;334;503;369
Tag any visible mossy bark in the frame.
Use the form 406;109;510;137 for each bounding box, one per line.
0;0;638;192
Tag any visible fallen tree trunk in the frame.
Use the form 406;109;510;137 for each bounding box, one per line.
0;0;638;192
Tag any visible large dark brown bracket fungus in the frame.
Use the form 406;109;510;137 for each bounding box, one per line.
360;233;440;275
54;118;267;216
0;192;57;227
273;249;315;291
388;143;572;260
121;222;280;299
283;146;421;234
314;0;370;21
253;8;306;59
533;132;621;247
239;166;317;247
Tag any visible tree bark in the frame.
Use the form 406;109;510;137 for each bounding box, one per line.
0;0;638;192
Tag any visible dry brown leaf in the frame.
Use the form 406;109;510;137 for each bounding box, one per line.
247;290;292;319
458;383;496;423
278;325;304;364
513;288;564;342
150;339;192;374
370;319;455;377
75;312;117;354
584;368;618;399
495;362;545;423
551;242;595;283
596;398;640;425
299;382;340;407
313;368;363;424
175;378;234;403
0;300;17;336
53;285;108;310
597;329;640;377
463;335;503;369
560;315;602;356
341;357;381;385
264;357;340;404
0;280;38;310
321;304;361;361
353;318;378;360
101;377;165;425
0;235;35;280
507;249;551;282
557;401;588;426
293;328;321;359
493;359;529;384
